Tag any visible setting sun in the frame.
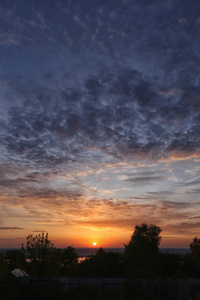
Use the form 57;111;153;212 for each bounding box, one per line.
93;242;97;246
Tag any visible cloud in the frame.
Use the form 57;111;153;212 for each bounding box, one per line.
0;238;24;240
0;227;24;230
157;200;189;211
189;216;200;219
178;179;200;187
0;0;199;169
185;189;200;194
147;191;175;196
0;0;200;246
1;64;199;169
119;170;165;185
122;176;165;185
166;222;200;234
55;197;197;231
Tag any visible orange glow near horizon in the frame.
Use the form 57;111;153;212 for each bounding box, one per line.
0;228;193;249
48;229;193;249
45;230;129;249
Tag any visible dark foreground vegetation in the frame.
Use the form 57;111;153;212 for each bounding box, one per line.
1;224;200;299
1;277;200;300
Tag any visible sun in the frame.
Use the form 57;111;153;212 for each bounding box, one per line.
93;242;97;246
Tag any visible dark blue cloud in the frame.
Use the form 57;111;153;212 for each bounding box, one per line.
0;63;199;167
0;0;200;168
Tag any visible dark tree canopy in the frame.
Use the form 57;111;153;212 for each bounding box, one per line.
190;237;200;261
21;232;59;277
124;223;162;275
61;246;78;276
22;232;55;262
2;229;200;280
5;249;26;270
125;223;162;250
77;248;124;278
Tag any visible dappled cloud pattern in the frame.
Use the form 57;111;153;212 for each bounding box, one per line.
0;0;200;247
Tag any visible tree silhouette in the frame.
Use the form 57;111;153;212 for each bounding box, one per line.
21;232;57;276
124;223;162;276
190;237;200;261
0;252;9;277
61;246;78;276
5;249;26;271
22;232;55;262
77;248;124;278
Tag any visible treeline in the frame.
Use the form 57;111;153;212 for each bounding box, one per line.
0;224;200;279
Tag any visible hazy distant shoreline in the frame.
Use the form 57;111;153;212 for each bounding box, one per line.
0;247;190;257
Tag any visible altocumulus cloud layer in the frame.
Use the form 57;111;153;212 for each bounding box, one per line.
0;0;200;247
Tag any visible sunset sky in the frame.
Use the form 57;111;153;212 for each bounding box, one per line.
0;0;200;249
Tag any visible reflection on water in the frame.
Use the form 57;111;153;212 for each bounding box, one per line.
78;257;86;263
76;248;190;263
